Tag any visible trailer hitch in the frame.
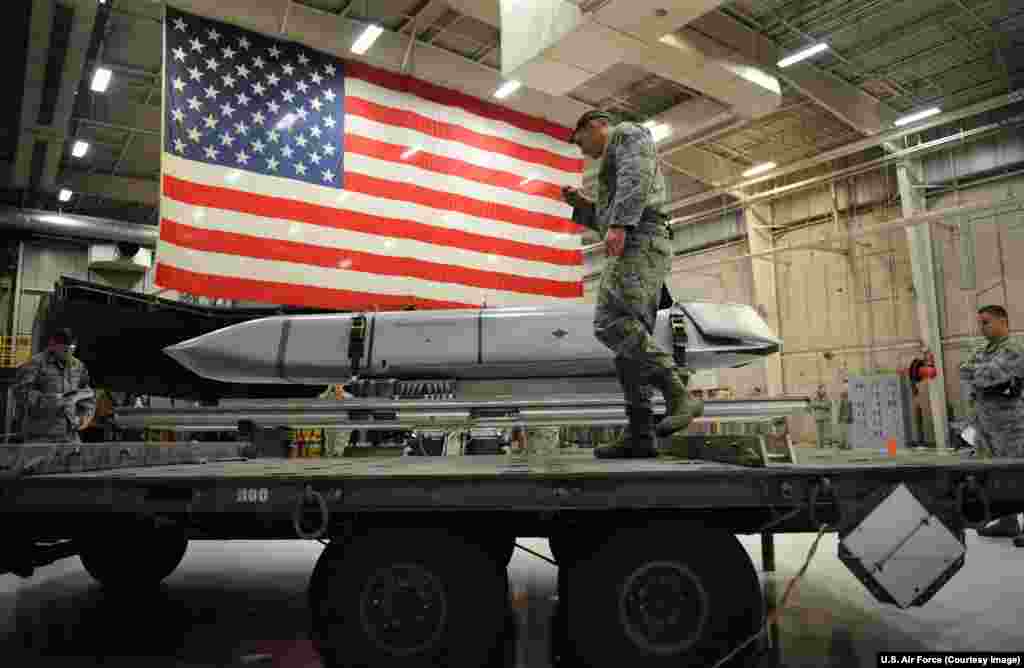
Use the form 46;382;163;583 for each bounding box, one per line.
955;475;992;530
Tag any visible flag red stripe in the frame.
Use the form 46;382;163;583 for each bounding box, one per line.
343;171;578;235
344;133;564;202
345;61;576;144
160;219;584;298
156;263;477;311
163;175;582;266
346;96;582;175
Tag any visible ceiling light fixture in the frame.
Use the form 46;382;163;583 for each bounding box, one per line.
351;24;384;55
742;162;777;177
893;107;942;127
91;67;112;92
494;80;521;99
777;43;829;68
72;140;90;158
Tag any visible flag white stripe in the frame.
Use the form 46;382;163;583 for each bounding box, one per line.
346;115;580;187
345;153;570;219
161;198;582;282
347;77;581;161
157;242;577;306
163;155;581;249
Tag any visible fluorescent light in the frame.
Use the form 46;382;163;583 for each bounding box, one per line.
276;113;297;130
493;80;521;99
777;43;829;68
351;24;383;55
90;67;112;92
642;121;671;142
400;147;420;160
742;162;777;177
893;107;942;127
58;188;73;202
72;140;89;158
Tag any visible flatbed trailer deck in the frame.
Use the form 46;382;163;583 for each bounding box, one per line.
3;445;1020;668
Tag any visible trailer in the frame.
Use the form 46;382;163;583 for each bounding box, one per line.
1;399;1019;668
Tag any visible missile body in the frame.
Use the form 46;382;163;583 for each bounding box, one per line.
164;301;781;385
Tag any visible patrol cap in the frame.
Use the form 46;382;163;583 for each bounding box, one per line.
571;110;615;144
49;327;75;344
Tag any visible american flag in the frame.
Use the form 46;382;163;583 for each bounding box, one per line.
157;7;584;310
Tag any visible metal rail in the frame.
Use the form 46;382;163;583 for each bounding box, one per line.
114;396;810;431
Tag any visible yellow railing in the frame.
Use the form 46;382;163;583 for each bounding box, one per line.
0;336;33;368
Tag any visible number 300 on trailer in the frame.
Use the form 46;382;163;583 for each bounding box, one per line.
235;488;269;504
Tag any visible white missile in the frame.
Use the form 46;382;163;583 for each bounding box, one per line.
164;301;781;385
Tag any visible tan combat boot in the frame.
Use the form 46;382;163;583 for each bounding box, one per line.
648;367;704;437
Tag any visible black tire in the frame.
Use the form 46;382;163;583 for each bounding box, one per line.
309;528;508;668
565;523;763;668
78;523;188;590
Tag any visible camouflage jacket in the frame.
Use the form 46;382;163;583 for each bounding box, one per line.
14;351;95;441
572;122;667;237
959;336;1024;403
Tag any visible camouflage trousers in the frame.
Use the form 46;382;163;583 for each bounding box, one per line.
593;228;675;379
975;399;1024;458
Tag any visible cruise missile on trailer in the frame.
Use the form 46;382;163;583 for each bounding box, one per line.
164;301;781;385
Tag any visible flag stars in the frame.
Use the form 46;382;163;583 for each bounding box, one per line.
187;96;202;111
267;100;281;114
204;85;219;99
189;38;204;53
173;138;186;153
252;111;266;125
252;139;266;153
220;102;236;117
323;89;336;102
252;56;266;70
252;82;266;96
322;169;335;183
172;77;186;92
322;143;335;156
294;162;307;175
311;72;323;85
222;46;236;60
187;127;202;143
205;57;219;71
239;37;251;50
282;63;295;76
204;145;220;160
310;126;322;139
236;150;250;165
171;108;185;123
295;107;308;121
220;132;235;146
324;64;336;76
309;152;322;164
295;134;308;148
173;17;187;31
221;74;237;88
235;64;250;78
310;98;323;112
207;28;221;42
298;53;310;66
188;66;203;82
267;156;279;171
267;130;280;143
281;145;294;159
296;80;309;94
266;73;280;87
172;47;187;62
268;45;281;59
234;121;249;135
323;115;336;129
236;92;251;106
203;114;218;129
282;90;296;103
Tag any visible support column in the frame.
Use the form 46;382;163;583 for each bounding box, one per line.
897;160;949;448
745;201;784;396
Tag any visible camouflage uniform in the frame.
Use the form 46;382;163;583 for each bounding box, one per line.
959;336;1024;458
14;351;96;443
573;122;699;456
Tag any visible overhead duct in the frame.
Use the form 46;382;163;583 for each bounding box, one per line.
0;207;158;247
496;0;782;118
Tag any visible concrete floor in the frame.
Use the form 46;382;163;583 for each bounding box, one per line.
1;532;1022;668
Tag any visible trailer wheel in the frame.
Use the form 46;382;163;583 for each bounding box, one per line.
78;524;188;590
566;524;763;668
309;529;508;668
